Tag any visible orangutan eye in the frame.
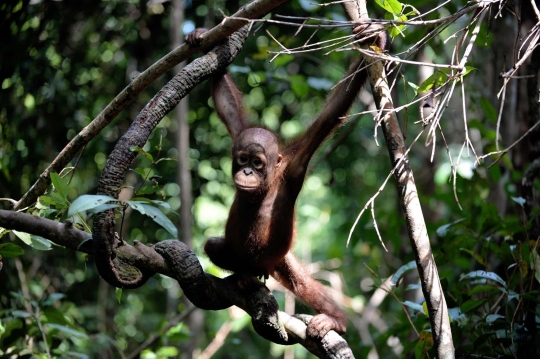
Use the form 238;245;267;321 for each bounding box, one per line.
252;158;264;169
238;154;249;166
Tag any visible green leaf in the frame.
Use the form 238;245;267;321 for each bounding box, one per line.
41;293;66;307
156;347;179;356
436;218;465;237
417;70;449;94
530;251;540;285
42;307;70;325
131;198;175;212
38;195;56;206
46;323;88;339
0;243;24;258
469;284;500;295
390;261;416;286
408;81;419;92
12;231;52;251
12;310;32;318
402;301;425;313
156;157;177;164
0;227;10;239
463;66;477;76
273;54;294;68
137;185;158;195
50;172;69;202
511;197;526;207
87;203;121;214
127;201;178;238
459;270;507;289
130;146;153;162
67;195;117;217
459;248;486;266
131;167;148;178
165;322;190;341
387;13;407;38
115;288;122;303
50;191;68;207
375;0;403;15
289;75;309;97
460;298;486;313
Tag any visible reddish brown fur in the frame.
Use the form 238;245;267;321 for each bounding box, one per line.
187;28;383;338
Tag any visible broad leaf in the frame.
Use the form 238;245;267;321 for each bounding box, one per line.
67;195;117;217
46;323;88;339
375;0;403;15
0;243;24;258
127;201;178;238
390;261;416;286
50;172;69;202
460;270;507;289
12;231;52;251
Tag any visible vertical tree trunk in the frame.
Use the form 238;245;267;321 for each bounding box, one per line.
170;1;203;357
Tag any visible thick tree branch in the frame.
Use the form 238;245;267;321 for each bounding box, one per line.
15;0;290;210
91;26;249;289
344;1;455;358
0;209;352;358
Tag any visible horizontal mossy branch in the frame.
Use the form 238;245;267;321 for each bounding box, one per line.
0;209;353;358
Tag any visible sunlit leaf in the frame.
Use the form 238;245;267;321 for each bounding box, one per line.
12;231;52;251
67;195;117;217
460;270;507;288
156;157;177;163
127;201;178;238
511;196;526;207
387;13;407;38
390;261;416;286
408;81;419;92
402;300;424;313
375;0;403;15
87;203;121;214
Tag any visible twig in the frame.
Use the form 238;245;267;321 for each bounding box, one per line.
476;120;540;166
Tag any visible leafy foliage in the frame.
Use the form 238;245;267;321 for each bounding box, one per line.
1;0;539;358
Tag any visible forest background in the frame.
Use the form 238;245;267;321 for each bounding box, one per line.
0;0;539;358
